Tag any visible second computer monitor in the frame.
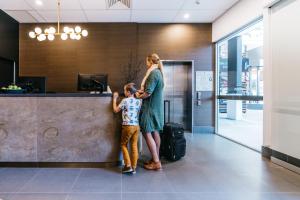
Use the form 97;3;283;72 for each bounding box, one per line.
77;73;108;92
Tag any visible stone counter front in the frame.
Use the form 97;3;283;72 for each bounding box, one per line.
0;96;120;164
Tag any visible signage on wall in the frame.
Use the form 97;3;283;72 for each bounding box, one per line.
196;71;213;91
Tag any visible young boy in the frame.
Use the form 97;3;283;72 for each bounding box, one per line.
113;83;142;174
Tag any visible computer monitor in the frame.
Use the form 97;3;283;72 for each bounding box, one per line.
17;76;47;93
77;73;108;92
0;57;15;87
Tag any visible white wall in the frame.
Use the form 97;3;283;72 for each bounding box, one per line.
212;0;263;42
267;0;300;159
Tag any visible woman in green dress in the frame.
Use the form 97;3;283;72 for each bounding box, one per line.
136;53;164;171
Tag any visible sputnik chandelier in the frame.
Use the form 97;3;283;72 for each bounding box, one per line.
28;0;88;42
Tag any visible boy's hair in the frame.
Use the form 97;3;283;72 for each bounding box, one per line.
124;83;137;95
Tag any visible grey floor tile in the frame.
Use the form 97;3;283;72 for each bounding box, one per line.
277;193;300;200
0;168;39;193
261;178;300;193
216;192;281;200
67;193;121;200
122;193;178;200
1;134;300;200
0;193;9;200
8;193;67;200
72;168;121;192
123;193;226;200
164;163;216;193
122;168;174;192
19;168;81;193
263;170;300;192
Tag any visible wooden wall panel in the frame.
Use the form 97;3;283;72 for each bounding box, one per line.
20;23;137;92
19;23;214;129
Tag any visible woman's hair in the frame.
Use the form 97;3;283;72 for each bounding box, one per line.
147;53;164;80
124;83;137;95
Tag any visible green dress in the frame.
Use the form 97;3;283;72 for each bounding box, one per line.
140;69;164;133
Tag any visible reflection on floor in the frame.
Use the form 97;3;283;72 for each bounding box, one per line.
0;134;300;200
218;109;263;151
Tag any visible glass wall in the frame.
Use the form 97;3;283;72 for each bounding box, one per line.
216;20;264;151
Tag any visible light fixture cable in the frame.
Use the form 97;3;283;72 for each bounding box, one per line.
57;0;60;34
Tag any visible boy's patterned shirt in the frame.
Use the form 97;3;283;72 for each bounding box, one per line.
118;97;142;126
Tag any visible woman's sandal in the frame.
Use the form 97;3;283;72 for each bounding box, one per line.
144;161;162;171
143;159;153;165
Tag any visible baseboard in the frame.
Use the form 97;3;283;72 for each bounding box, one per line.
262;146;300;170
261;146;272;159
271;157;300;175
192;126;215;134
0;162;119;168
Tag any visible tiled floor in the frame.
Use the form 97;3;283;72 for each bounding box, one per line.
0;134;300;200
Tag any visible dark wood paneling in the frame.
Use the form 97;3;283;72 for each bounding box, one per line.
20;23;214;129
20;23;137;92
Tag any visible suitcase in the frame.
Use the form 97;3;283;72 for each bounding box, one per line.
160;100;186;161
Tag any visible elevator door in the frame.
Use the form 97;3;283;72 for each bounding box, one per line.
163;61;192;131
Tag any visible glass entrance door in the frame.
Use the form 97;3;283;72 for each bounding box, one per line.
216;20;264;151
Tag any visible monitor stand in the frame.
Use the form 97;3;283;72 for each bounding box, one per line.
89;91;101;94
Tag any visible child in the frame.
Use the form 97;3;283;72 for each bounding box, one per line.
113;83;142;174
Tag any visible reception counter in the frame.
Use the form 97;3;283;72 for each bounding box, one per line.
0;93;121;167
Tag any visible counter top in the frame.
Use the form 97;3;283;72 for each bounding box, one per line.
0;92;112;97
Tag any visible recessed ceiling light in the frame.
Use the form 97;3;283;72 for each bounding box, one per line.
184;13;190;19
35;0;43;6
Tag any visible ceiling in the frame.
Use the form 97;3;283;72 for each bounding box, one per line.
0;0;239;23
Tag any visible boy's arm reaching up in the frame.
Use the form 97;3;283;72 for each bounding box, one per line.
113;92;121;113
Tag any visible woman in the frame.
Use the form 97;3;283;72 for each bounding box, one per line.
136;53;164;171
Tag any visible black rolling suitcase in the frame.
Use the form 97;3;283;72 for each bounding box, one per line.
160;100;186;161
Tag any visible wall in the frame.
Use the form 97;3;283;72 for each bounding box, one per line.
212;0;263;42
20;23;137;92
266;0;300;160
19;23;214;132
0;10;19;73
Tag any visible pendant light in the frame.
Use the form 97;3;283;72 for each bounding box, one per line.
28;0;88;41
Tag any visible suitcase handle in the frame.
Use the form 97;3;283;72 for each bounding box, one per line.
164;100;171;123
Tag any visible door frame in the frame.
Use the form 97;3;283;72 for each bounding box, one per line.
162;60;195;133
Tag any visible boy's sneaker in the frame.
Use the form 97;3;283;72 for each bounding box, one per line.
131;168;137;174
122;166;133;174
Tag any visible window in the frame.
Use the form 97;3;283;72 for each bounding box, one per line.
216;20;264;151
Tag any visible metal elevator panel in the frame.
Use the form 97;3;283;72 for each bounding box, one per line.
163;61;192;131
